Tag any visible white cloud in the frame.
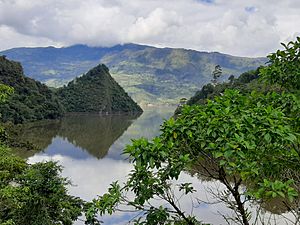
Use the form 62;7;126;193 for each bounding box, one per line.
0;0;299;56
0;25;60;50
127;8;181;41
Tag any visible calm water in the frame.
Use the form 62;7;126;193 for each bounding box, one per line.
17;107;296;225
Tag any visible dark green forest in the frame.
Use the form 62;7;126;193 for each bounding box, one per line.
57;64;143;114
0;56;64;124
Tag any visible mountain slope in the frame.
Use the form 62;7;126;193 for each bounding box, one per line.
1;44;267;104
0;56;64;123
58;64;142;113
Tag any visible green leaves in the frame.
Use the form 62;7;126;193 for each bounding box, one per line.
253;179;299;202
179;183;196;195
86;39;300;224
94;182;121;216
166;89;300;200
259;37;300;90
0;84;13;103
0;147;83;225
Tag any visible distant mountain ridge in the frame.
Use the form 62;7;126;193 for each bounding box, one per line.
0;43;267;104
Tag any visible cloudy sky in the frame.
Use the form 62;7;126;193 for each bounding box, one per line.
0;0;299;57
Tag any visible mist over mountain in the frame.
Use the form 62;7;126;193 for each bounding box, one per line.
1;43;266;104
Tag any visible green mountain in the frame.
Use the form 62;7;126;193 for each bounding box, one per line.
0;44;267;105
0;56;64;124
182;67;288;109
57;64;142;113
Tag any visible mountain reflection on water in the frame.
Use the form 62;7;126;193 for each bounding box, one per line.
21;107;297;225
17;113;143;159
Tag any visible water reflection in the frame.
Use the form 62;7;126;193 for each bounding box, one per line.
12;120;61;158
17;113;141;159
26;107;176;224
58;114;138;158
22;107;297;225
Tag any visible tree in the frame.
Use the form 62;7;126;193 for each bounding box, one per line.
0;84;84;225
259;37;300;90
0;57;65;124
0;84;13;142
0;148;84;225
0;84;13;103
85;38;300;225
85;90;299;225
228;75;235;84
211;65;222;86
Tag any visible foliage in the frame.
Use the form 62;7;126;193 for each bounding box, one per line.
0;84;13;104
86;89;299;224
259;37;300;90
185;65;292;108
0;84;13;142
0;147;83;225
187;69;260;106
58;64;143;113
0;56;64;124
180;90;298;195
86;38;300;225
0;83;83;225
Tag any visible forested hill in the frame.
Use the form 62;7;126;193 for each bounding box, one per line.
1;44;266;104
187;69;261;106
0;56;64;123
57;64;143;114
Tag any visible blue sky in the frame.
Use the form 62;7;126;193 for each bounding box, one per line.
0;0;299;57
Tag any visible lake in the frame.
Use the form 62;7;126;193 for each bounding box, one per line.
17;107;296;225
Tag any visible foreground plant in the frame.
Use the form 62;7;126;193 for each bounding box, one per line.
0;84;84;225
85;90;299;225
85;38;300;225
0;147;84;225
259;37;300;90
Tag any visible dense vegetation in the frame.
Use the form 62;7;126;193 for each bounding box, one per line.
0;84;83;225
0;56;64;124
186;69;260;106
85;38;300;224
57;64;142;114
1;44;266;105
